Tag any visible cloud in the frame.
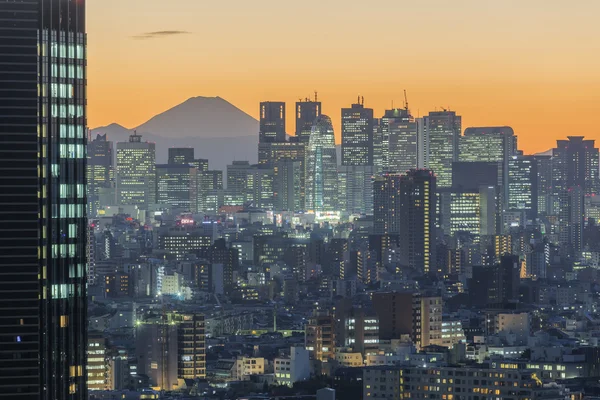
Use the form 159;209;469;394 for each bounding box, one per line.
132;30;191;40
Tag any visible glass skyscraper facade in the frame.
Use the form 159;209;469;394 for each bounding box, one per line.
156;164;199;212
0;0;87;398
295;99;321;143
305;115;338;211
388;114;418;174
116;132;156;209
87;133;113;217
422;111;461;188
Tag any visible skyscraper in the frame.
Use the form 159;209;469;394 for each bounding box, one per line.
508;155;538;219
305;115;338;211
552;136;600;197
226;161;251;204
156;164;198;212
376;108;411;172
296;98;321;143
168;147;194;165
116;132;156;208
0;0;87;398
373;174;403;235
388;111;418;173
421;110;461;188
87;133;113;217
259;101;286;143
338;166;374;214
460;126;518;206
398;170;437;274
534;154;553;215
274;160;304;212
341;99;374;166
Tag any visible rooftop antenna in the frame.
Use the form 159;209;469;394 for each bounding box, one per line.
314;91;318;102
404;89;409;112
357;94;360;104
361;96;364;106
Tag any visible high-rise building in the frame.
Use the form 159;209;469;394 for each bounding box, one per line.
376;108;411;172
508;155;538;219
227;161;251;203
460;126;518;206
245;165;275;209
534;154;553;215
558;186;584;255
439;187;497;240
305;313;335;363
0;1;88;398
373;174;403;235
388;114;418;174
274;160;304;212
296;98;321;143
116;132;156;208
421;110;461;188
168;147;194;165
191;158;209;172
305;115;338;211
553;136;600;197
341;99;374;166
87;133;114;217
338;166;374;215
156;164;198;212
259;101;286;143
398;170;437;274
87;332;110;391
258;140;305;167
470;255;520;308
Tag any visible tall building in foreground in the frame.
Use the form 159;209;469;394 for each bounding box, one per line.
116;132;156;208
87;133;114;217
259;101;286;143
341;99;374;166
305;115;338;211
398;170;437;274
0;1;88;398
296;98;321;143
421;110;461;188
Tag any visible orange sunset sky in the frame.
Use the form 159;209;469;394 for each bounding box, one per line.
87;0;600;154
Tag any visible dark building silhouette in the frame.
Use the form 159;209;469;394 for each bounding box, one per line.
452;161;499;191
398;170;437;275
553;136;600;197
469;255;520;309
168;147;194;165
373;174;403;235
259;101;286;143
0;0;88;398
341;100;374;166
295;99;321;143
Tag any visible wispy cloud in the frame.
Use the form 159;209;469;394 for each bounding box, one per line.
132;30;191;40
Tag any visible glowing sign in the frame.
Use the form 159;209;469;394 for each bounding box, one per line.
180;219;194;225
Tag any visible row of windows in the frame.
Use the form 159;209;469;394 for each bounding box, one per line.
51;104;84;118
59;124;85;139
48;43;85;59
60;144;86;159
59;184;86;199
51;64;84;79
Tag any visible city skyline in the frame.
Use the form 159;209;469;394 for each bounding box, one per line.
88;0;600;154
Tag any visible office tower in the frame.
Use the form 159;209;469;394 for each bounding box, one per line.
460;126;518;206
296;98;321;142
553;136;600;197
168;147;194;165
341;99;374;166
305;115;338;211
259;101;286;143
116;132;156;208
245;165;275;209
191;158;208;172
338;165;374;214
398;170;437;274
373;174;403;235
388;114;418;173
372;292;443;349
469;255;520;308
258;140;305;166
158;228;213;260
558;186;584;255
226;160;251;203
0;0;87;398
421;110;461;188
439;186;497;239
376;108;411;172
87;133;114;217
274;160;304;211
534;154;553;215
508;155;538;219
156;164;198;212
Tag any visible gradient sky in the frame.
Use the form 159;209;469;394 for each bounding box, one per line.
88;0;600;153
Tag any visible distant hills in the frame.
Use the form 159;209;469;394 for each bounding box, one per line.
91;96;259;172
